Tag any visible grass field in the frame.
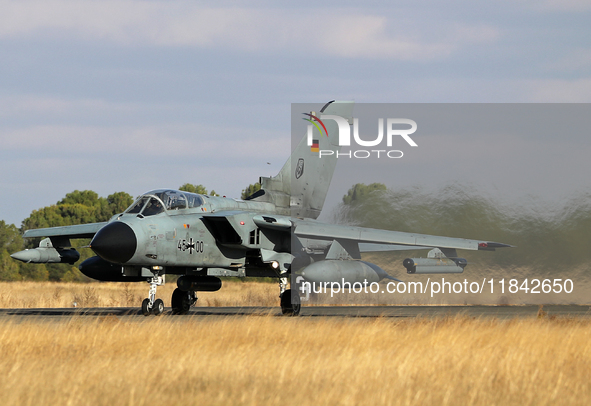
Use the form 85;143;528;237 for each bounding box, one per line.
0;315;590;405
0;280;278;308
1;282;591;404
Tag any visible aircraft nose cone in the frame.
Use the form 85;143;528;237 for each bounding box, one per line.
90;222;137;264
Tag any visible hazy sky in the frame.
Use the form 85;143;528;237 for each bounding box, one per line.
1;0;590;226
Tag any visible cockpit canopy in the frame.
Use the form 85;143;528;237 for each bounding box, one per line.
124;189;205;216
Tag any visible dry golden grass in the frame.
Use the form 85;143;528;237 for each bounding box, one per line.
0;280;278;308
0;315;590;405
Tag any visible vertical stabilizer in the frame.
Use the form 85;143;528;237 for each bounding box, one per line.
256;101;354;219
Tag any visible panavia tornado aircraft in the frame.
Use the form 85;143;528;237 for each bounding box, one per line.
11;101;511;316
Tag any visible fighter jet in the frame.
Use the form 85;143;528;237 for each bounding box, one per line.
11;101;511;316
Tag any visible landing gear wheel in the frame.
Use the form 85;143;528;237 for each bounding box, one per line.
171;288;183;314
141;298;151;316
152;298;164;316
280;289;301;316
171;288;196;315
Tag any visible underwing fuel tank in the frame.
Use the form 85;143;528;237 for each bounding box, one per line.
299;260;394;284
10;238;80;265
10;247;79;264
403;257;467;274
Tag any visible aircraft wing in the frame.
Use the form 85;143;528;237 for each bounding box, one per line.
23;222;107;239
292;219;512;251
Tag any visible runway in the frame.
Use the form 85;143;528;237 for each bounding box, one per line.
1;304;590;319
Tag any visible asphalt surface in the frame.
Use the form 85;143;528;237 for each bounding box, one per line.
1;304;590;319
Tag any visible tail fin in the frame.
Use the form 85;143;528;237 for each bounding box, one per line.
255;101;354;219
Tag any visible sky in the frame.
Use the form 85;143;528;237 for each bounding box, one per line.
1;0;590;226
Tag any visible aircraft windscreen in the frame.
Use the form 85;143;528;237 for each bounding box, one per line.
126;197;149;214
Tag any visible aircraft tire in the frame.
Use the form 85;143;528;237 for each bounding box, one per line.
171;288;188;315
280;289;301;316
141;298;151;316
153;299;164;316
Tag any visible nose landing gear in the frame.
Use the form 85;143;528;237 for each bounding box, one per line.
141;274;165;316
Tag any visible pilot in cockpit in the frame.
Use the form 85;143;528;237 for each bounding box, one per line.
142;198;163;216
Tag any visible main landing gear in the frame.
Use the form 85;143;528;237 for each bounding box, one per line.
171;288;197;315
279;276;301;316
141;275;165;316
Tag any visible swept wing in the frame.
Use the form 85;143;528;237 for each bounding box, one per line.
23;222;107;239
292;219;511;251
